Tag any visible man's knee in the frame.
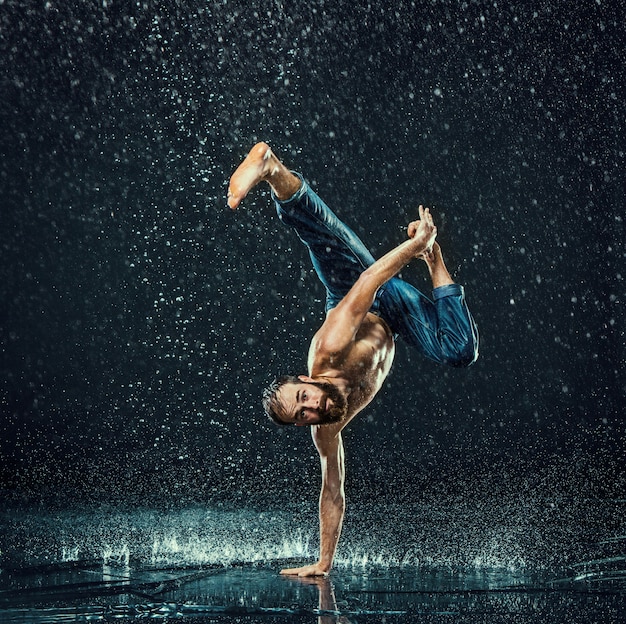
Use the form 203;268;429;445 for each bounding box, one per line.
442;339;479;368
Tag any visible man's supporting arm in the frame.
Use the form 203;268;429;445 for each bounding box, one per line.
281;429;345;576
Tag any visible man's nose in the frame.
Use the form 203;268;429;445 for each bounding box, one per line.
305;396;319;409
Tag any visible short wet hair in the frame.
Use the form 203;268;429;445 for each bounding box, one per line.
262;375;301;426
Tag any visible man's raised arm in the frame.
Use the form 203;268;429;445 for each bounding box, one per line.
314;206;437;354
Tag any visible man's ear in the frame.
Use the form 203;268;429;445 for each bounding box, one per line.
298;375;314;383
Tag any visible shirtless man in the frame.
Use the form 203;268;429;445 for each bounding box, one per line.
227;143;479;577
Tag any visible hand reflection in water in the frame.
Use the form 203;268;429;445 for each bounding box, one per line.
284;576;353;624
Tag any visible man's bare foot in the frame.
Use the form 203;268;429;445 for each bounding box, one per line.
227;143;276;209
227;142;300;209
421;242;455;288
408;212;454;287
420;241;441;267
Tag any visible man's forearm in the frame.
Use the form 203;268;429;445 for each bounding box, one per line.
318;490;345;571
361;236;425;292
361;207;436;291
319;231;432;346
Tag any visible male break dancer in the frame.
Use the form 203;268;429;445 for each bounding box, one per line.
227;143;479;577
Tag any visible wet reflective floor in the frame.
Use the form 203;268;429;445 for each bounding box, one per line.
1;561;624;623
1;501;624;622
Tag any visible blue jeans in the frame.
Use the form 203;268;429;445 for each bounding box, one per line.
273;174;479;367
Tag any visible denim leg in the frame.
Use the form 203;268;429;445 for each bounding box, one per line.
378;281;479;367
273;173;377;312
274;174;479;367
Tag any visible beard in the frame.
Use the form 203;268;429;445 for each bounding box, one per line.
310;380;348;424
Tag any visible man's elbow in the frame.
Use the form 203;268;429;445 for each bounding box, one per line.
357;267;380;292
347;269;381;311
321;484;346;509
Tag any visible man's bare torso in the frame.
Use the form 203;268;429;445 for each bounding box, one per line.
308;312;395;428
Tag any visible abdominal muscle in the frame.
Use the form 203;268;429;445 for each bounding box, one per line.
344;314;395;402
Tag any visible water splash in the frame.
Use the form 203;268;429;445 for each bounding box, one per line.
60;546;80;562
2;499;623;576
149;529;311;567
103;543;130;567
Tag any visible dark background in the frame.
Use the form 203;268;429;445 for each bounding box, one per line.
1;0;624;507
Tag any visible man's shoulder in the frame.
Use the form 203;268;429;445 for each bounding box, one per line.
309;304;364;354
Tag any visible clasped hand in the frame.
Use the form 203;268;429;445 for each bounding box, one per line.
407;205;437;256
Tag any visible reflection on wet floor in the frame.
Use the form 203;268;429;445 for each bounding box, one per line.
1;501;624;622
0;559;624;623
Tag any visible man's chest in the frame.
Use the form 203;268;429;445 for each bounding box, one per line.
347;336;395;380
307;315;395;381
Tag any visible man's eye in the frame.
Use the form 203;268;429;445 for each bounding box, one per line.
302;392;307;401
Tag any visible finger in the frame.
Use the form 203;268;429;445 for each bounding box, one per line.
424;208;433;227
299;568;326;577
280;568;299;575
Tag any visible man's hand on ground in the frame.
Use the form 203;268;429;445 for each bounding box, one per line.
280;561;330;577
